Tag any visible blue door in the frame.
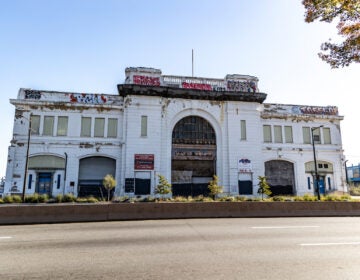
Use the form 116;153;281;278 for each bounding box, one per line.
37;173;52;195
314;176;325;195
319;177;325;195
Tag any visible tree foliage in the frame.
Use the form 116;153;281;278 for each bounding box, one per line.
303;0;360;67
257;176;272;200
208;175;223;199
103;174;116;201
155;174;172;196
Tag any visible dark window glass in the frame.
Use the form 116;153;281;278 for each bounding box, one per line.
172;116;216;145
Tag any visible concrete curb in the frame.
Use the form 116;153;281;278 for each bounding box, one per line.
1;202;360;225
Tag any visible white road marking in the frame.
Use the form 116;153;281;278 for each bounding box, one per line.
0;236;12;240
300;242;360;246
251;226;320;229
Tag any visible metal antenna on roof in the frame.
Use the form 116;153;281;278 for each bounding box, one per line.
192;49;194;77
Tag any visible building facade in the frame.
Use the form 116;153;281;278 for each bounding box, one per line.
4;67;346;198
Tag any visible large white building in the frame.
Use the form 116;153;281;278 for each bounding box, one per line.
4;67;346;198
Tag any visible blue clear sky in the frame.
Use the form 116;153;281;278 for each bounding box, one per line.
1;0;359;177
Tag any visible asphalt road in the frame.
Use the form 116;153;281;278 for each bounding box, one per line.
1;217;360;279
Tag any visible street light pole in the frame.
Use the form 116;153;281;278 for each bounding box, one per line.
21;113;32;202
311;126;323;201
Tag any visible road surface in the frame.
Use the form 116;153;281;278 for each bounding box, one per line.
1;217;360;279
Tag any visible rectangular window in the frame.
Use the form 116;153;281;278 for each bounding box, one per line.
94;118;105;137
141;116;147;137
323;127;331;144
274;125;282;143
284;126;293;143
107;118;118;138
240;120;247;140
81;117;92;137
312;127;321;144
43;116;54;136
327;177;331;190
57;174;61;189
30;115;40;135
307;177;311;190
263;125;272;143
302;127;311;144
28;174;32;189
57;116;68;136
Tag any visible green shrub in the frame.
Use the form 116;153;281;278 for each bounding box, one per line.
112;196;129;203
350;186;360;196
341;194;352;201
272;196;285;202
12;195;22;203
74;196;98;203
62;193;76;203
24;193;48;203
246;197;261;202
140;196;156;202
171;196;188;202
3;195;14;203
86;196;99;203
294;196;304;201
54;194;63;203
303;194;318;201
235;196;247;202
218;196;235;202
0;198;4;204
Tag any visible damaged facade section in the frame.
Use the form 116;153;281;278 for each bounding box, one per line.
3;67;346;198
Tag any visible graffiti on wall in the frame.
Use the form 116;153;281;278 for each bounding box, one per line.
69;93;107;104
292;106;338;116
133;75;161;86
227;80;257;92
24;90;41;100
238;158;252;173
182;82;212;91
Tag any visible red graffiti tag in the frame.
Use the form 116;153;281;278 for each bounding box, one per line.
133;75;161;86
182;82;212;91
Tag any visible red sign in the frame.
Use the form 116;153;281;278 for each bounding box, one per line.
134;154;154;170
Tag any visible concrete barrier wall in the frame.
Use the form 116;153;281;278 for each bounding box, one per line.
1;202;360;225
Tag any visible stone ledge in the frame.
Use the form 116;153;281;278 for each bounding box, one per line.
1;202;360;225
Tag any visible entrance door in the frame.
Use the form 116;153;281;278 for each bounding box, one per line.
171;116;216;197
315;176;325;195
37;173;52;196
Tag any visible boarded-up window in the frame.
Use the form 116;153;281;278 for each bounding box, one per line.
141;116;147;137
240;120;246;140
94;118;105;137
285;126;293;143
107;118;118;138
323;127;331;144
81;117;91;137
43;116;54;136
57;116;68;136
303;127;311;144
30;115;40;135
263;125;272;143
274;125;282;143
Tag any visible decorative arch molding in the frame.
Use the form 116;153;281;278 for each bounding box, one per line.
305;161;334;173
78;154;118;161
28;154;65;169
169;108;222;142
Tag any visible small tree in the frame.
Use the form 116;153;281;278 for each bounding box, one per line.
208;175;223;200
257;176;272;200
155;174;172;198
103;174;116;201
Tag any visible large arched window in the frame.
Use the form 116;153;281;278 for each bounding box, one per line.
172;116;216;145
